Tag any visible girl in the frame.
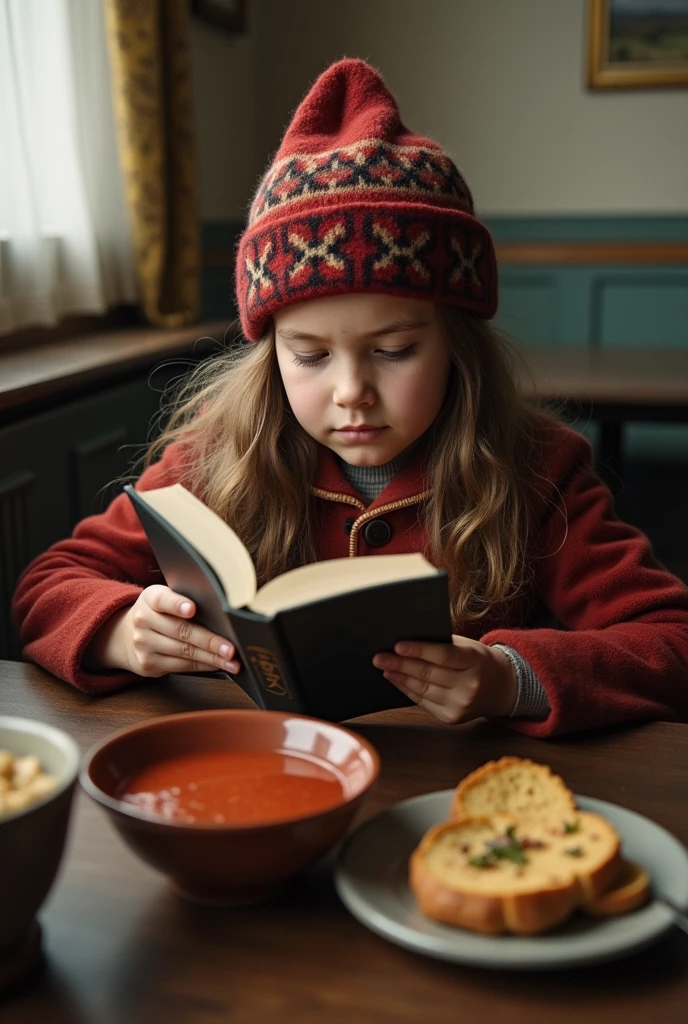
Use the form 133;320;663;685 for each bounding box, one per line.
14;58;688;738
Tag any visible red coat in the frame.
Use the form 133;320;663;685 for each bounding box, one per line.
13;419;688;737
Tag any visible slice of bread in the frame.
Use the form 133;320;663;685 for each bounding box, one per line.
542;810;622;903
410;816;577;935
584;859;650;917
410;810;621;935
452;757;577;823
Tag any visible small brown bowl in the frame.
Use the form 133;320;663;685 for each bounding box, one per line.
80;709;379;905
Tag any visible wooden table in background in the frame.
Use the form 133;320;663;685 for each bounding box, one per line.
521;346;688;471
2;661;687;1024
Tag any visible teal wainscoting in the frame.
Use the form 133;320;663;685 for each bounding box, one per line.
497;267;688;350
488;217;688;349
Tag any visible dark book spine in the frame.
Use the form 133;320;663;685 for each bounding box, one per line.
228;609;307;714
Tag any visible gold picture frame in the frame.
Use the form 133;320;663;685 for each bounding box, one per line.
587;0;688;88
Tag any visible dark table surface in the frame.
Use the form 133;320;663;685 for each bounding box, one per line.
2;660;688;1024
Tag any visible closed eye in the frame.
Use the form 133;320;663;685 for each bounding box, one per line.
291;352;327;367
290;343;417;368
377;344;417;361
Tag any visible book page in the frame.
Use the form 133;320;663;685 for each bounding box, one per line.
135;484;257;608
250;553;438;616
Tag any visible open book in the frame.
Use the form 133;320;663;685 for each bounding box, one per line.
125;483;451;721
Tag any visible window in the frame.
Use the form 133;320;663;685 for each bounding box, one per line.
0;0;136;336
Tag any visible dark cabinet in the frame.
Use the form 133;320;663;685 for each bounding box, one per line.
0;373;174;659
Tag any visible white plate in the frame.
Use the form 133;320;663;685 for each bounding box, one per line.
334;791;688;970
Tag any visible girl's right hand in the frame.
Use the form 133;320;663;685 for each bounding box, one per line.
90;585;241;677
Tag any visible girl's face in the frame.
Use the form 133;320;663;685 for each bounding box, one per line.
274;293;452;466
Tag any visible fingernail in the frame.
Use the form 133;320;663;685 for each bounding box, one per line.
180;602;192;615
225;661;239;673
395;642;410;655
373;655;391;668
219;644;230;657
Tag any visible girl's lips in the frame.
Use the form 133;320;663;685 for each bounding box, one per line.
336;426;386;442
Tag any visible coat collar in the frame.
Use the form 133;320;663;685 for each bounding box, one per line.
311;442;431;509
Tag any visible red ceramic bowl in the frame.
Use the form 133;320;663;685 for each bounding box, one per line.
80;709;379;905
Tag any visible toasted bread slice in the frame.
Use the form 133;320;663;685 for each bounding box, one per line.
540;810;623;903
584;859;650;917
452;757;577;824
409;811;621;935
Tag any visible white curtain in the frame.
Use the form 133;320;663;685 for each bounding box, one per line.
0;0;137;335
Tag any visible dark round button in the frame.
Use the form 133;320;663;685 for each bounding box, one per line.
343;516;356;534
364;518;392;547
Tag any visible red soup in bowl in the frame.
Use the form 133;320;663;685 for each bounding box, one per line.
118;749;347;825
80;710;379;905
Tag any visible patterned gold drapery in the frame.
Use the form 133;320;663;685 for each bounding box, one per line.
104;0;200;327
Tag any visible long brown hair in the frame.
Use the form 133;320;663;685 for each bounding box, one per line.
425;307;544;620
147;307;548;625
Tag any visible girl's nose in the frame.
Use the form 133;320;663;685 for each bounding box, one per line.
333;369;375;407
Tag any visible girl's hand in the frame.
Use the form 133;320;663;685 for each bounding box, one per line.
372;635;517;724
89;585;241;677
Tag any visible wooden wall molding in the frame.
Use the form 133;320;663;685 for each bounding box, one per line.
496;241;688;266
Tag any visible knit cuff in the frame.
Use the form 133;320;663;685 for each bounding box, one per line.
491;643;551;720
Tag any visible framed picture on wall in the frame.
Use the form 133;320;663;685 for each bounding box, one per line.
191;0;246;34
587;0;688;87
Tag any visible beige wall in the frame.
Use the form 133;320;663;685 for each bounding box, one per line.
191;0;688;219
189;17;260;220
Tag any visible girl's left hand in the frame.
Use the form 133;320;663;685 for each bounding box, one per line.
372;635;518;724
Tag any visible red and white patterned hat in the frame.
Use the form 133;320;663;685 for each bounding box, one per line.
236;58;497;340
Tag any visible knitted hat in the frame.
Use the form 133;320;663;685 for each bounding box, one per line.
236;58;497;341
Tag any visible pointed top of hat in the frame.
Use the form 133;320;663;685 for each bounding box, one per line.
274;57;440;160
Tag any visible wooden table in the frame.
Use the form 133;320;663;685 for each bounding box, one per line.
2;661;687;1024
521;346;688;471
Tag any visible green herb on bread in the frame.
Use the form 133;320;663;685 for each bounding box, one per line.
469;825;529;867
